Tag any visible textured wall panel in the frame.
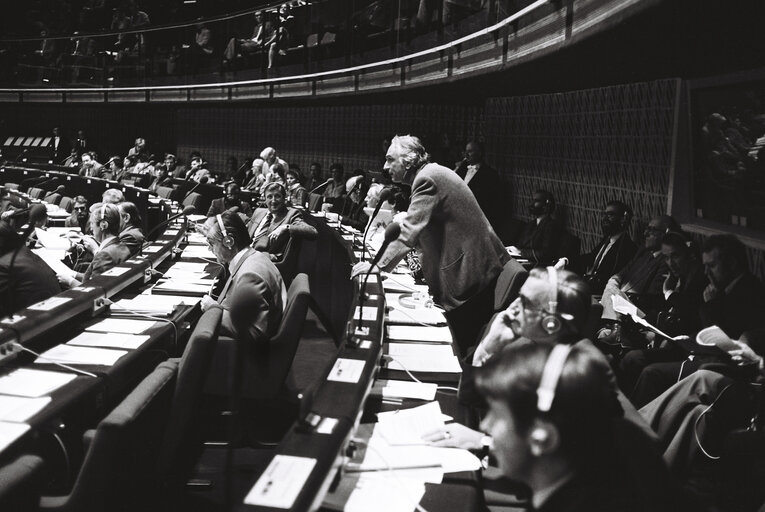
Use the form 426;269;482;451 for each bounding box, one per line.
485;79;678;252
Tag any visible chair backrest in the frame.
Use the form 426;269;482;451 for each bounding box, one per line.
45;361;178;512
307;192;323;212
155;308;222;481
559;230;581;260
494;258;528;311
44;193;62;205
321;32;337;45
59;196;74;213
274;237;301;287
306;33;320;48
583;303;604;342
156;186;175;199
4;182;19;190
182;191;203;212
242;273;312;401
0;455;45;512
28;187;44;199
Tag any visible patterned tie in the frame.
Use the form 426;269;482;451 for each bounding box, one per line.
251;213;273;246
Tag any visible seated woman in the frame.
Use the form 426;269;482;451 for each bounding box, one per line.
285;167;307;208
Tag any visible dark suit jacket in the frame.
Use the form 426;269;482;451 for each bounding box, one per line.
378;163;509;311
700;271;765;339
454;161;505;235
50;136;69;160
206;197;253;217
119;226;145;257
0;246;61;317
247;207;317;259
219;248;285;346
572;232;637;294
516;215;565;264
82;237;131;282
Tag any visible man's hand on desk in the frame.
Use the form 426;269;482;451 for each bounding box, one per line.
422;423;486;450
351;261;380;279
200;294;219;312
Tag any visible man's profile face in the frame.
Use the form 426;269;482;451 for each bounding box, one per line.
310;165;321;178
643;217;665;251
384;142;409;183
465;142;481;164
662;243;690;278
601;204;625;236
225;185;240;203
480;398;533;481
506;277;551;341
703;248;734;289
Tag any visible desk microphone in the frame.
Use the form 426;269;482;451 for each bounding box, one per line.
308;178;332;195
180;176;208;203
361;187;392;262
14;149;29;163
350;222;400;346
141;205;196;253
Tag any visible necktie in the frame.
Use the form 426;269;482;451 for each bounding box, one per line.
251;213;273;246
590;240;610;273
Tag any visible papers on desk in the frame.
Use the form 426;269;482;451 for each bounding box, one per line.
33;248;76;277
376;402;445;446
381;273;419;292
67;332;150;350
386;344;461;373
35;345;127;366
353;306;379;322
0;421;30;453
168;262;210;272
370;379;437;401
325;475;426;512
387;306;446;326
35;228;74;249
387;326;452;344
85;318;157;334
181;245;216;258
0;368;77;397
186;232;208;244
153;280;213;295
0;396;51;422
116;294;196;313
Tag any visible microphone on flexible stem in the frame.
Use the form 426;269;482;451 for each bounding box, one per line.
141;205;196;254
349;222;400;346
361;187;393;262
308;178;333;195
14;149;29;163
180;176;208;203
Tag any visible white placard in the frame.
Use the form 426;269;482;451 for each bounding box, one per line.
244;455;316;508
28;296;72;311
326;358;366;383
101;267;131;277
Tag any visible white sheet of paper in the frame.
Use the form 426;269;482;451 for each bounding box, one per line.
0;396;51;422
381;273;419;292
181;246;216;258
142;245;162;254
376;402;445;445
67;332;150;350
0;421;30;453
168;262;209;272
0;369;77;397
387;326;452;344
387;307;446;326
101;266;131;277
371;380;438;401
36;345;127;366
35;228;73;249
326;358;366;383
153;281;212;294
343;477;426;512
85;318;157;334
244;455;317;508
32;248;75;277
696;325;740;352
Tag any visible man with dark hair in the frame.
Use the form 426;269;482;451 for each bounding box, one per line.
454;140;505;234
105;156;127;182
247;182;317;260
322;162;346;209
207;182;252;217
565;199;637;294
356;134;509;356
65;196;90;232
509;189;564;265
78;152;104;178
200;211;286;346
305;162;324;192
117;202;145;256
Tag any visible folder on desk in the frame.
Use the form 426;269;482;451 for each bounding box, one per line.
152;280;212;296
387;326;452;344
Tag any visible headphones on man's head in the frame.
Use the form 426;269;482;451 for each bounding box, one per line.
541;267;562;335
216;214;235;249
99;203;109;231
536;343;572;413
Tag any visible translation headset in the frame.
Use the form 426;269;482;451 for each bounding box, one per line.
216;214;235;249
99;203;109;231
536;343;572;413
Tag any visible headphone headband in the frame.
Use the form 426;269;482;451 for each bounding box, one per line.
536;344;572;413
216;214;235;249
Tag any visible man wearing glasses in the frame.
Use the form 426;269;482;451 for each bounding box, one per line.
65;196;91;233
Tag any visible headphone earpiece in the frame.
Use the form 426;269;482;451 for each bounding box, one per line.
530;428;548;443
540;266;562;335
216;214;235;249
99;203;109;230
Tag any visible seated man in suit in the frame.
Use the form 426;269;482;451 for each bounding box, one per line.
200;211;286;346
322;162;346;211
508;189;564;265
78;152;104;178
64;196;90;232
454;140;504;235
597;215;679;346
185;156;211;183
627;234;765;407
207;182;252;217
117;202;145;256
59;203;131;288
247;183;317;261
563;200;637;295
0;219;60;317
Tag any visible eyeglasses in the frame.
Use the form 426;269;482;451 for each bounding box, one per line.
74;206;87;211
644;226;663;234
